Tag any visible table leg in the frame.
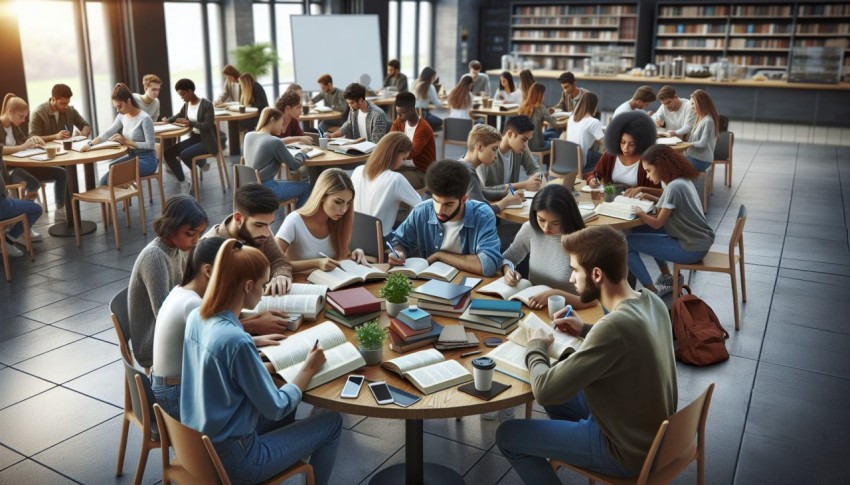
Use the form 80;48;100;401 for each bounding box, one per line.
48;163;96;237
307;166;323;188
228;120;241;156
369;419;464;485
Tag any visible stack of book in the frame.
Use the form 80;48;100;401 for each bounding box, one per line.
459;299;524;335
411;279;473;318
435;324;479;350
325;287;382;328
388;306;443;353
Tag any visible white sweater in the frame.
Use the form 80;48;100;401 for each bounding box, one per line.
351;166;421;236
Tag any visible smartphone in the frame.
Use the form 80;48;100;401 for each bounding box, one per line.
387;385;422;408
368;381;394;405
340;375;364;399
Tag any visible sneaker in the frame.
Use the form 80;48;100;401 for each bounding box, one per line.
177;180;192;196
29;228;42;242
54;206;67;222
481;411;498;421
655;283;673;297
3;237;24;257
654;273;673;287
200;160;211;172
500;407;516;421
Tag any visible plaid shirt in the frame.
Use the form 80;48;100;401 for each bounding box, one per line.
339;102;388;143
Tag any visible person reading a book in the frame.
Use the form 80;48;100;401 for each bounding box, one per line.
550;72;587;114
238;73;269;132
244;107;311;207
163;78;218;196
129;196;207;369
214;64;241;107
273;90;314;146
28;83;92;141
586;110;660;197
612;85;656;119
133;74;162;120
496;225;677;482
412;66;444;132
685;89;718;173
652;85;695;138
519;83;559;151
495;71;521;104
383;59;409;93
311;74;348;132
467;60;491;95
390;92;436;190
351;132;422;238
478;115;545;201
181;238;342;485
0;153;43;257
627;145;715;296
460;124;523;214
390;160;502;277
276;168;367;272
326;83;388;143
447;75;474;120
565;92;605;175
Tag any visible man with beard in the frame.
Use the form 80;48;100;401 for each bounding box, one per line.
388;160;502;277
496;225;677;483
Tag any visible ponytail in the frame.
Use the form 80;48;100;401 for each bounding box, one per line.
199;239;270;318
256;107;283;131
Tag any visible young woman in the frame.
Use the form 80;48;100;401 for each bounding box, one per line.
0;153;42;256
243;107;311;207
460;124;523;214
448;75;474;120
275;168;366;272
128;195;208;369
686;89;718;172
163;78;218;195
273;90;313;145
495;71;521;104
627;144;715;296
586;110;660;195
214;64;241;107
238;73;270;132
83;83;158;186
350;132;421;238
518;69;536;102
181;239;341;485
565;91;605;175
502;184;596;310
519;83;559;151
413;66;443;131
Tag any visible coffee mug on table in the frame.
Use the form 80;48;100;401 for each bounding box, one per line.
45;147;57;159
62;140;73;150
318;137;329;149
548;295;566;319
238;105;246;113
471;356;496;392
302;105;310;115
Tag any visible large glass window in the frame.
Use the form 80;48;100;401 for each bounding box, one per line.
417;2;432;76
275;4;301;93
85;1;115;133
164;2;209;112
252;3;274;98
208;2;224;100
388;1;434;80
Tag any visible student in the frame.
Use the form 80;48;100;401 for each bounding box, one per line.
494;71;521;104
284;83;303;98
518;69;535;102
273;91;313;145
550;72;587;113
0;153;43;257
460;124;522;214
519;83;559;151
496;225;677;481
133;74;163;120
351;133;421;238
214;64;241;106
627;144;715;296
612;85;656;119
181;238;341;485
686;89;718;172
448;75;474;120
311;74;348;132
2;93;67;226
478;115;544;200
412;66;443;131
326;83;388;143
238;73;269;132
565;92;604;174
205;183;294;297
468;60;491;95
652;85;696;138
275;169;366;272
243;107;311;207
389;92;436;190
128;196;208;369
28;83;92;141
163;78;218;195
390;160;502;277
383;59;409;93
586;110;660;193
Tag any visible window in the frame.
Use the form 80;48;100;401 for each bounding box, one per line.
85;1;115;133
165;2;209;113
208;3;225;101
388;1;434;80
252;3;274;98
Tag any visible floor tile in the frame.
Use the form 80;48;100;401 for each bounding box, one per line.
51;305;113;336
0;368;55;411
463;452;512;484
762;321;850;379
362;433;486;483
0;459;77;484
15;338;120;385
64;360;125;408
0;316;45;343
327;428;401;485
21;297;102;325
0;326;84;366
73;278;130;305
782;236;850;265
0;444;25;472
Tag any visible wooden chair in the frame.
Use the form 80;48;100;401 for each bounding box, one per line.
440;118;473;159
141;142;166;206
71;157;146;249
698;167;712;213
352;211;385;263
153;403;315;485
529;149;550;175
673;205;747;330
551;383;715;485
233;162;297;215
549;139;583;178
0;213;36;281
189;124;230;200
711;132;734;190
117;361;161;485
109;288;133;365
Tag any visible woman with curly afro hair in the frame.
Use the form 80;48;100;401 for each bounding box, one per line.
585;110;660;197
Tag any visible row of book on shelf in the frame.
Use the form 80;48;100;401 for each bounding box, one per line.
514;5;636;17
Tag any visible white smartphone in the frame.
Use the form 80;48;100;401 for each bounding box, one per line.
368;381;394;405
340;375;364;399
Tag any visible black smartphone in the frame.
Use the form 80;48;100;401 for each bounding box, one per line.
368;381;394;405
387;385;422;407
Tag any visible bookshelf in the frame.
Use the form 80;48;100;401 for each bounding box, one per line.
510;2;639;72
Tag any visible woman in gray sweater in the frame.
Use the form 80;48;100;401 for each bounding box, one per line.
685;89;718;173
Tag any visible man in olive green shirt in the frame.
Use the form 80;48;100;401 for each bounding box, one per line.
29;84;91;141
496;226;677;482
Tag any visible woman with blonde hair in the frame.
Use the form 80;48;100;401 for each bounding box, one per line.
685;89;718;172
238;73;269;131
448;75;474;120
214;64;241;107
518;69;536;101
519;83;559;151
181;238;342;485
565;91;605;174
275;168;367;271
350;132;421;238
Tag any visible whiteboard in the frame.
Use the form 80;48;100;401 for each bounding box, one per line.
291;15;383;92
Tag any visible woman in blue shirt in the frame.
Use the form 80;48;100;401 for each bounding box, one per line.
180;238;341;485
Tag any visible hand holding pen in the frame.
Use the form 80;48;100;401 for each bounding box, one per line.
553;305;583;337
386;241;406;266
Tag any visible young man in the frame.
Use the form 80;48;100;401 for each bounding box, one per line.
461;124;523;214
612;85;656;119
383;59;409;93
274;90;314;145
496;225;677;482
550;71;587;113
28;83;92;141
652;85;696;138
390;91;435;190
468;60;491;95
134;74;162;120
477;115;544;199
311;74;348;132
326;83;388;143
390;160;502;277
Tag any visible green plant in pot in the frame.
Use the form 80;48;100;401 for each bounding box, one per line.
603;183;617;202
355;319;387;365
232;42;278;79
379;272;413;317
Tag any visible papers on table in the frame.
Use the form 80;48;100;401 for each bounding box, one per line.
214;109;230;116
13;148;46;158
657;136;683;146
30;150;69;161
154;123;183;133
312;106;333;113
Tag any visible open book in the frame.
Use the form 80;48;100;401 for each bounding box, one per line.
69;140;121;152
579;207;599;223
260;321;366;391
657;136;683;145
594;195;655;221
498;103;520;111
312;106;333;113
154;123;183;133
477;278;555;307
388;259;458;282
307;259;388;290
328;137;365;146
333;141;376;155
287;145;324;159
488;313;583;382
253;283;328;322
382;349;472;394
227;105;258;113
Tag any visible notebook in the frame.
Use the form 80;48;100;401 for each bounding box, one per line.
488;313;583;382
307;259;388;290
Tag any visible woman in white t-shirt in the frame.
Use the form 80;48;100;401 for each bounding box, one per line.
565;91;604;175
350;132;421;239
585;110;660;196
275;168;367;272
494;71;522;104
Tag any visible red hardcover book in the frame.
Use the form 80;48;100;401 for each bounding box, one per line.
388;327;439;353
389;317;432;341
326;287;382;316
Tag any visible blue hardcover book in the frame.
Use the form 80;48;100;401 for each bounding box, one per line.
411;280;471;305
469;299;523;317
397;307;432;331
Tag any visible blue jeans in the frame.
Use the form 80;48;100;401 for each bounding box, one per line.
687;156;712;172
12;166;68;206
423;111;443;132
496;392;638;483
0;196;43;238
262;179;311;208
214;411;342;485
99;151;158;186
150;374;180;423
164;136;213;182
626;226;708;286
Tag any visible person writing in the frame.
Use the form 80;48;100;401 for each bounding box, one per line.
383;59;409;92
133;74;163;121
612;85;656;119
565;92;605;175
550;72;587;113
652;85;696;138
163;78;219;196
447;75;474;120
460;124;523;214
685;89;718;173
468;60;491;95
519;83;559;151
586;110;660;196
311;74;348;132
28;83;92;141
478;115;544;198
238;73;269;132
326;83;388;143
273;90;314;146
214;64;242;107
412;66;444;131
390;92;436;190
494;71;521;104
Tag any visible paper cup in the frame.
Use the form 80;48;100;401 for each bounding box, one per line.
62;140;73;150
238;106;246;113
319;137;329;149
45;147;57;159
548;295;566;319
472;357;496;392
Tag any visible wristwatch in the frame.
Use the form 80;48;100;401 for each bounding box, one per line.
87;141;93;147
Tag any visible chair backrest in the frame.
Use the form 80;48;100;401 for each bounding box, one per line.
444;117;473;143
352;211;385;263
728;204;747;256
550;139;582;177
232;165;262;207
126;361;158;439
110;287;132;364
154;403;230;485
109;156;140;188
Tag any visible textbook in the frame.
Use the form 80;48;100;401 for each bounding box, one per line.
411;280;471;305
459;307;522;329
69;140;121;152
388;259;459;281
477;278;559;308
226;105;258;113
434;328;479;350
306;259;388;290
498;103;520;111
389;317;433;341
326;287;382;316
253;283;329;322
469;299;523;318
457;319;520;336
657;136;683;145
333;141;377;156
382;349;472;394
154;123;182;133
325;309;380;328
388;323;443;353
328;137;365;146
286;145;324;159
487;313;583;382
594;196;655;221
580;207;599;223
260;321;367;391
417;293;471;318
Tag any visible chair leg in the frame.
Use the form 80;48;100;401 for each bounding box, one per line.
110;203;122;249
21;218;34;260
192;162;200;200
116;415;130;475
41;185;49;214
702;171;709;213
525;400;533;419
101;203;109;229
216;154;227;193
730;271;740;331
726;162;732;187
124;200;131;228
1;237;11;281
72;198;82;247
132;441;151;485
218;152;230;188
146;179;153;203
710;163;715;195
138;194;147;235
156;174;165;207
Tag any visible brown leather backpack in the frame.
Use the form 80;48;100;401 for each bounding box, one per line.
672;286;729;366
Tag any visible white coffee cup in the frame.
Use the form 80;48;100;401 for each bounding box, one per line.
472;357;496;392
318;137;329;149
548;295;566;319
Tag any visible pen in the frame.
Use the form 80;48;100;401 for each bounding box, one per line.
385;241;400;259
593;171;600;185
313;339;319;350
318;252;332;260
461;350;481;358
564;305;573;318
318;127;325;138
64;124;70;135
508;183;516;196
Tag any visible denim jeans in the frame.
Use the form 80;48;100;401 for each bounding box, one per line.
99;150;159;186
262;179;311;208
13;166;68;206
496;392;637;484
626;226;708;286
423;111;443;132
213;411;342;485
687;156;712;172
150;374;181;423
164;136;212;182
0;196;43;238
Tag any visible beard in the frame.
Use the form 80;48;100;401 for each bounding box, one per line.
579;276;601;304
236;223;265;248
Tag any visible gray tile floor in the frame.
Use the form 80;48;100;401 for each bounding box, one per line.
1;139;849;484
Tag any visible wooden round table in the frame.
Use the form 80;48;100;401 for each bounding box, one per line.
214;109;259;155
154;125;191;165
303;147;370;185
300;110;343;130
471;105;519;128
5;143;128;237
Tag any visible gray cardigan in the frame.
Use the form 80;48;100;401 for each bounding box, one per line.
339;101;388;143
687;117;717;164
528;107;559;151
168;98;219;155
476;147;543;200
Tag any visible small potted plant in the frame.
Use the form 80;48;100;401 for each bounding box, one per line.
355;319;387;365
379;273;413;317
603;183;617;202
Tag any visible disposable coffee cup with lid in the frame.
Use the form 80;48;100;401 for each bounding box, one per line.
471;356;496;392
